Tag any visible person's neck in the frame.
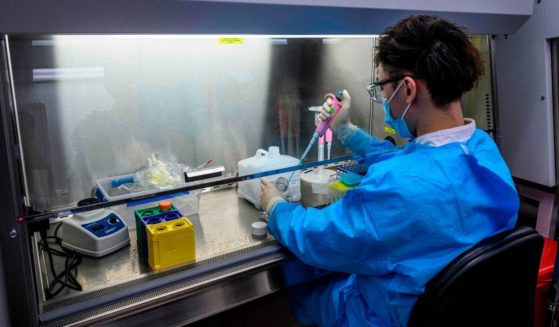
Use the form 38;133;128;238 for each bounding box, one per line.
415;101;465;137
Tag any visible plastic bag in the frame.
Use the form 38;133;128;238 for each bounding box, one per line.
134;153;187;190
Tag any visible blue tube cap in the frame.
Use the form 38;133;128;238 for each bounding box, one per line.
340;172;363;187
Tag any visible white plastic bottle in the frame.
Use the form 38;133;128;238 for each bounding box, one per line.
237;146;301;209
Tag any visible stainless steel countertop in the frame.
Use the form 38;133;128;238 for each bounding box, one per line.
36;186;275;301
33;185;333;327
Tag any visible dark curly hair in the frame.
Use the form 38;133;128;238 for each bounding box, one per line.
374;15;485;107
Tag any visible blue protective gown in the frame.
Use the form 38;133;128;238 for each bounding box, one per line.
267;127;519;327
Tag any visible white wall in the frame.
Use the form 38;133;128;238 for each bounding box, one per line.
495;1;556;186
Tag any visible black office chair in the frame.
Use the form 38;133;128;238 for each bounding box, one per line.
408;226;544;327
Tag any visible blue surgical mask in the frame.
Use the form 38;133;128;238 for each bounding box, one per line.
383;80;413;138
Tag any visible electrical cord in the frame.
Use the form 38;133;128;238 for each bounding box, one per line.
38;223;82;299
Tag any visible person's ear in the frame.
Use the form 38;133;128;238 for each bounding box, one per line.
403;76;417;103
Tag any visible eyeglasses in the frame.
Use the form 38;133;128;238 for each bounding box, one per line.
367;75;412;103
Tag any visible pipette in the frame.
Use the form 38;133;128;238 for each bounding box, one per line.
317;134;324;174
326;128;333;160
287;92;343;184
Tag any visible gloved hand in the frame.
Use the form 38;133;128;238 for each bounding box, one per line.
318;89;351;133
260;179;286;214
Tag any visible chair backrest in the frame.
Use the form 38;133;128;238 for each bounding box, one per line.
408;226;544;327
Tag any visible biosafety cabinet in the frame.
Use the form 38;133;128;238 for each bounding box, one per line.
0;1;548;326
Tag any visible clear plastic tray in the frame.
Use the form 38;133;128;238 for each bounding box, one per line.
95;174;201;227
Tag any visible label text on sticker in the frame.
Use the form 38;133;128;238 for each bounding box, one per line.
218;38;244;45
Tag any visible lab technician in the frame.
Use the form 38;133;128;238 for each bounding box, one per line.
260;15;519;327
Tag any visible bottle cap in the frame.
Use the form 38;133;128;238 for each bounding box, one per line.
268;146;280;157
251;221;267;237
159;200;172;211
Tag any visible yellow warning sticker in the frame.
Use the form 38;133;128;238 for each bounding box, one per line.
384;126;396;135
218;37;244;45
